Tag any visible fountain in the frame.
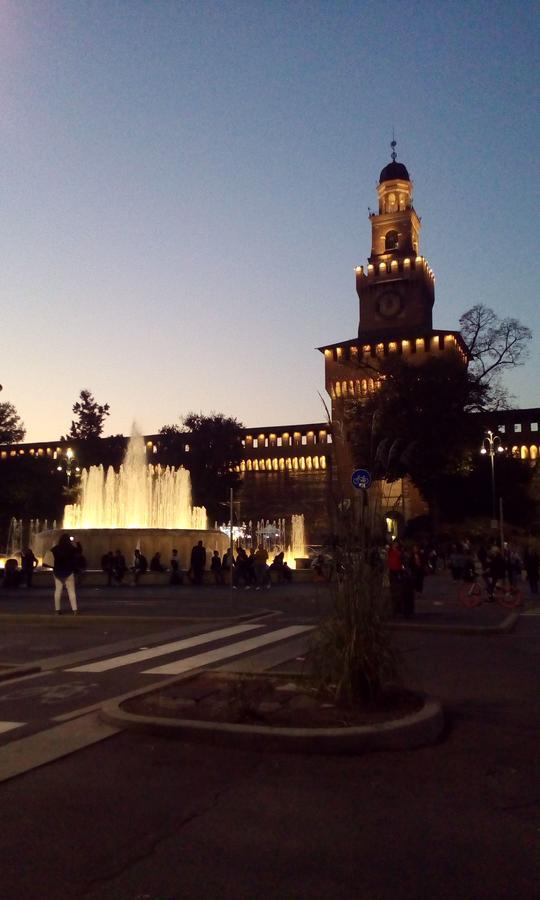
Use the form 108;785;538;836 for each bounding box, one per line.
33;430;228;569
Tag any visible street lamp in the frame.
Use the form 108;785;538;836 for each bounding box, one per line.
480;430;504;527
57;449;79;487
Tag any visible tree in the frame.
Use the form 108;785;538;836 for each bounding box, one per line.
158;413;244;522
65;389;110;441
348;354;487;527
0;401;25;444
460;304;532;408
0;455;66;538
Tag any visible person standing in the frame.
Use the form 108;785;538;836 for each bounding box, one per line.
113;550;127;585
170;549;183;586
254;544;270;590
21;547;38;589
210;550;224;585
387;542;404;615
190;540;206;586
50;535;78;615
524;546;539;595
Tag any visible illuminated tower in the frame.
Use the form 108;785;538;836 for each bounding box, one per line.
356;142;435;336
318;142;468;528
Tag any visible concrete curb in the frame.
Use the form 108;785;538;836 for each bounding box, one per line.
100;675;445;755
388;611;519;635
0;611;271;626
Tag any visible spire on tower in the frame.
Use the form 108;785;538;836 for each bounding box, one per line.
391;130;397;163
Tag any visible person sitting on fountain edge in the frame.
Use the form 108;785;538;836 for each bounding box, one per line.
132;549;148;585
150;552;166;573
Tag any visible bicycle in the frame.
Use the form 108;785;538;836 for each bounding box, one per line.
458;577;523;609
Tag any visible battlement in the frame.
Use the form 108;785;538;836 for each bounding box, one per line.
355;255;435;283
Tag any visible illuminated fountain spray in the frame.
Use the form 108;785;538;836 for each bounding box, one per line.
289;513;306;563
63;430;206;530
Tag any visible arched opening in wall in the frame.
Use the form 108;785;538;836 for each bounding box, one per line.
511;446;519;458
320;456;326;469
313;456;319;469
361;379;367;396
335;382;341;397
368;378;375;392
530;446;538;461
385;230;398;250
342;381;348;397
279;458;285;470
386;193;397;213
306;457;312;470
292;457;298;470
246;460;252;471
521;446;529;460
286;458;292;470
253;460;259;471
299;457;306;470
349;380;355;397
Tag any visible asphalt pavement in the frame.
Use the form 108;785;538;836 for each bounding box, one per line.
0;572;537;898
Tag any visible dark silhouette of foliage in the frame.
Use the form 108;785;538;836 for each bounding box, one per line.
0;455;65;526
65;389;110;441
158;413;244;522
460;304;532;408
0;401;26;444
348;354;487;527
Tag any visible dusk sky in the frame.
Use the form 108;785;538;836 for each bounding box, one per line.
1;1;538;442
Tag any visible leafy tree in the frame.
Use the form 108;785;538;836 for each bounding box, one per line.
65;389;110;441
460;304;532;408
158;413;244;522
0;455;65;535
437;452;535;526
0;401;26;444
348;354;487;527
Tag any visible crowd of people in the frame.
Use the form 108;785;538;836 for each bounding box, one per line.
97;541;295;591
384;536;540;615
1;533;538;618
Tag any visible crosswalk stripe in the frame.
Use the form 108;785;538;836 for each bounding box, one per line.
67;623;263;673
143;625;313;676
0;722;24;735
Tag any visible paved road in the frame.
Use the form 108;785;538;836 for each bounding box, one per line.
0;616;314;779
0;576;537;898
0;613;537;899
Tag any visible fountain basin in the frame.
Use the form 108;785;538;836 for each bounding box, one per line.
33;527;228;571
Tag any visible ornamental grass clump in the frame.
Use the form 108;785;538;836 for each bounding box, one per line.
309;548;399;706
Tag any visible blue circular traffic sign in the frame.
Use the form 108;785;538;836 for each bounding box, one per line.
351;468;372;489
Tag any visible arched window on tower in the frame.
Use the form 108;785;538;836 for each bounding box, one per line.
386;193;397;213
385;230;398;251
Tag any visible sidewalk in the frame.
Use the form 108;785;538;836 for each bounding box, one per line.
0;570;533;628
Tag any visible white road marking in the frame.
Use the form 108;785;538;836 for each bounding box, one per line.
67;623;263;673
143;625;313;676
0;721;24;735
521;609;540;616
0;713;119;783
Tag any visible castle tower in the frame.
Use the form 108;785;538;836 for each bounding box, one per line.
318;143;469;528
356;143;435;337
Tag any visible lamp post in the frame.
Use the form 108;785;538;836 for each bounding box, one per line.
480;430;504;529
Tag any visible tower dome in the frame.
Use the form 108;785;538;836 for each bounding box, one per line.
379;138;410;182
379;160;410;183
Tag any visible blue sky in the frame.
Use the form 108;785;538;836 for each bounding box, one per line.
1;0;538;440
